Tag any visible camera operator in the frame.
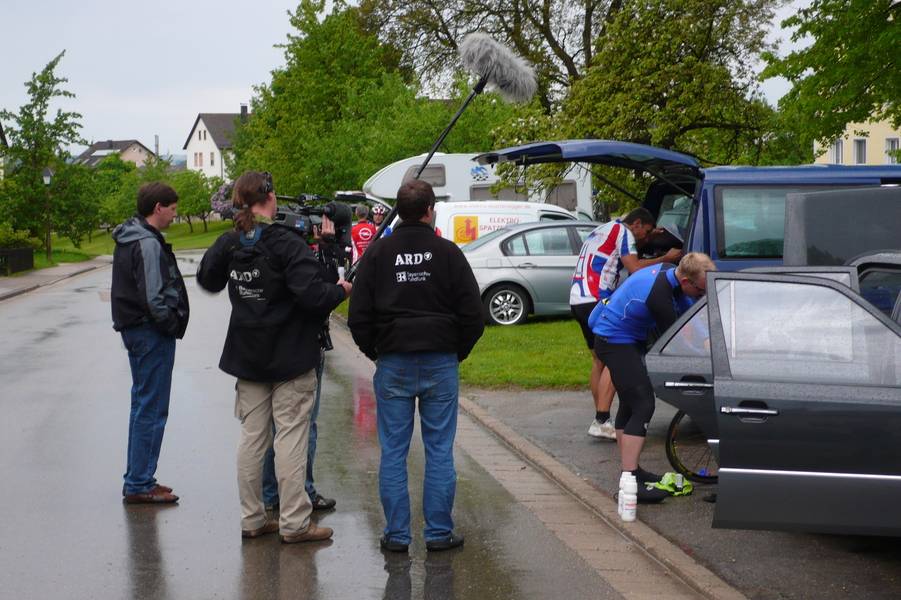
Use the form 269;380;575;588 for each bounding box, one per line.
196;170;351;544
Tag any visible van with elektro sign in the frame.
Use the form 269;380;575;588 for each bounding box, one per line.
432;201;576;245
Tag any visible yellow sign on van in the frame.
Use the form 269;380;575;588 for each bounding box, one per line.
454;215;478;244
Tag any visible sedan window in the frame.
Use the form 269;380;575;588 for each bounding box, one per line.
504;234;528;256
522;227;576;256
715;280;901;386
661;306;709;357
858;269;901;318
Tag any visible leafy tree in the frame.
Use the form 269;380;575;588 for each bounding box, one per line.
103;156;173;227
762;0;900;150
0;51;84;261
49;162;100;247
231;3;522;195
93;154;137;231
169;170;214;232
359;0;627;110
556;0;789;215
0;220;41;250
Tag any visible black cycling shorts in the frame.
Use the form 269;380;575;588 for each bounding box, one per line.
571;302;599;350
593;337;655;437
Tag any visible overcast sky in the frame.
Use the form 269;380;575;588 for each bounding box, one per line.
0;0;809;158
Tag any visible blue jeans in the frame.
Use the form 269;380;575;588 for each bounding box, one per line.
262;351;324;505
121;324;176;495
374;352;459;545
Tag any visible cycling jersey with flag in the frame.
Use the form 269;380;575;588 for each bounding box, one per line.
570;220;636;305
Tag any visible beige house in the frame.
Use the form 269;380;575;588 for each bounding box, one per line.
814;120;901;165
74;139;156;168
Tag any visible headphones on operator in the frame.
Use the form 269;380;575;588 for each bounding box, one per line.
259;171;274;195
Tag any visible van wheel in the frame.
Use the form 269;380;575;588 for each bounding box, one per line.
484;284;531;325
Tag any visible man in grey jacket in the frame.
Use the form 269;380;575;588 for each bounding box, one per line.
111;182;189;504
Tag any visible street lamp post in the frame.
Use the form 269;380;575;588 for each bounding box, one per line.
42;168;52;262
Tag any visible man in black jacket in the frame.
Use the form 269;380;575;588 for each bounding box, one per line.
112;182;189;504
348;180;484;553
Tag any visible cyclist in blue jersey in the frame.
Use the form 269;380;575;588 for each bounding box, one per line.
588;253;716;502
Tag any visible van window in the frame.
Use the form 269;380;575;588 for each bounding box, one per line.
715;187;803;259
402;165;446;188
539;212;572;221
544;181;578;211
657;194;692;239
470;184;527;201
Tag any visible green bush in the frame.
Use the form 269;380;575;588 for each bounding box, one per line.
0;222;41;250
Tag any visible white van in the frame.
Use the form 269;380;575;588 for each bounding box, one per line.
432;201;575;245
363;152;594;220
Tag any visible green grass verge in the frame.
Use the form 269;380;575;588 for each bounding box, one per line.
52;220;233;257
460;316;590;389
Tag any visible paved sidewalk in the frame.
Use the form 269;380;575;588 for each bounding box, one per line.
0;256;112;301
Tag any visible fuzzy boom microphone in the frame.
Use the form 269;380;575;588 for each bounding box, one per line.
413;33;537;179
347;35;536;282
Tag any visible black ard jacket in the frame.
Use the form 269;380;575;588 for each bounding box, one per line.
347;221;484;362
196;223;346;382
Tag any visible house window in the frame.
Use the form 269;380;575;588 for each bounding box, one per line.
830;139;843;163
886;138;899;164
193;153;197;167
210;152;215;166
198;130;202;141
853;139;867;164
199;152;203;167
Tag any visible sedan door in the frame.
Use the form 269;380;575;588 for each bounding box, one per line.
706;272;901;536
646;266;860;450
507;225;580;313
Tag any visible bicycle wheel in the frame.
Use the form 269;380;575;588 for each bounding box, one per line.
665;409;719;484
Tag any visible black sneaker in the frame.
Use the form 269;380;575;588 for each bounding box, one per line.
637;484;669;504
426;534;464;552
380;535;409;553
310;493;336;511
634;467;661;484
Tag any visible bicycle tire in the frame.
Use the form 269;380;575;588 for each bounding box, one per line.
665;409;719;484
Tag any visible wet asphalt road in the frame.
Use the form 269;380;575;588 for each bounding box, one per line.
0;256;618;600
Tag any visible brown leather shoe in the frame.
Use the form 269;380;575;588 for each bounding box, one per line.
280;523;333;544
123;489;179;504
153;484;173;493
242;520;279;539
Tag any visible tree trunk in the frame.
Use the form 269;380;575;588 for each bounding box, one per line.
201;215;208;232
186;216;194;233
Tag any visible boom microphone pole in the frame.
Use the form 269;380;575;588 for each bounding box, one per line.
347;33;537;281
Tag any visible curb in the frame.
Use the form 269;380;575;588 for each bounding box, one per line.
0;260;111;302
457;396;746;600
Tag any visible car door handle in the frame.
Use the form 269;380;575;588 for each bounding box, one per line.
516;262;537;269
665;381;713;389
720;406;779;416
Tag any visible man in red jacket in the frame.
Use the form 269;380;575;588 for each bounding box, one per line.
351;205;377;263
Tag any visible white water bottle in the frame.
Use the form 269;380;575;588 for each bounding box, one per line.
620;475;638;522
618;472;631;517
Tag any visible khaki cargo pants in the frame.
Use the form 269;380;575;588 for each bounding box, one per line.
235;369;317;534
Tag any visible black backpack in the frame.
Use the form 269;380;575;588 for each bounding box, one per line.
226;225;286;324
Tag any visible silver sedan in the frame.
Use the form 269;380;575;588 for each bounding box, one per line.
462;221;602;325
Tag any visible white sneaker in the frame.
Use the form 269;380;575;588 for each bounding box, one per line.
587;418;616;440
